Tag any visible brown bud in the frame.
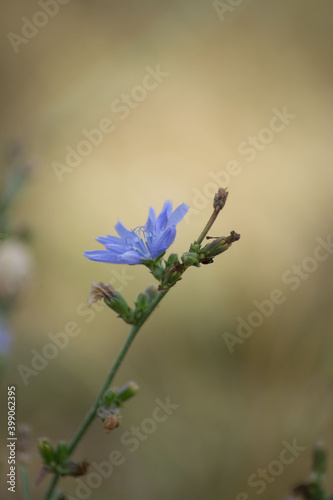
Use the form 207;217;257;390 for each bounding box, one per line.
213;188;229;212
104;413;121;434
68;459;90;477
87;282;116;306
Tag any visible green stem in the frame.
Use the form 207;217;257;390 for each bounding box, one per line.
19;465;31;500
44;474;59;500
195;210;220;246
44;289;169;500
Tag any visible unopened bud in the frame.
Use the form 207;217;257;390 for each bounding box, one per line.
158;261;184;291
144;285;158;301
312;442;327;475
116;382;139;404
181;251;199;267
37;438;55;465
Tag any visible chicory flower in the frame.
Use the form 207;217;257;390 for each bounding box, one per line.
84;200;189;265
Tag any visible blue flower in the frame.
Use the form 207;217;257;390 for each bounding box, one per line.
0;319;12;357
84;200;189;265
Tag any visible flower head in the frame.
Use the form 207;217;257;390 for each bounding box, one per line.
84;200;189;265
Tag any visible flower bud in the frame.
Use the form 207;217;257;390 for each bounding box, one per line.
103;412;121;434
312;441;327;476
105;292;134;324
200;231;240;264
64;459;89;477
88;282;134;324
144;285;158;301
181;251;199;267
37;438;55;466
87;282;116;306
134;292;149;321
158;261;184;291
116;382;139;404
213;188;229;212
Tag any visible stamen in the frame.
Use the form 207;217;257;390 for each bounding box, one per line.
126;226;151;257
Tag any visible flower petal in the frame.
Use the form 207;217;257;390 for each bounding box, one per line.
168;203;189;226
84;250;122;264
114;220;134;240
96;235;124;246
149;226;176;260
156;201;173;232
117;251;143;265
103;243;128;254
145;207;156;234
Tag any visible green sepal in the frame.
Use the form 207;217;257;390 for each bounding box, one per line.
158;260;185;291
133;286;159;323
104;292;134;324
141;254;165;281
165;253;179;266
54;441;69;463
189;242;201;254
133;292;149;321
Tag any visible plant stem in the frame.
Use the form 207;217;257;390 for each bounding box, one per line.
44;289;169;500
44;474;59;500
195;210;220;246
19;465;31;500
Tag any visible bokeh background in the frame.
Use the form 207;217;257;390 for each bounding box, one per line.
1;1;333;499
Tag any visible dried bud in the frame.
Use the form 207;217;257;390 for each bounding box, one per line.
66;459;89;477
200;231;240;264
292;482;318;499
213;188;229;212
88;282;134;324
87;282;116;306
104;413;121;434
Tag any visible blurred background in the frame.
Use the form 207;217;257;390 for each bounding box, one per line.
1;0;333;498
